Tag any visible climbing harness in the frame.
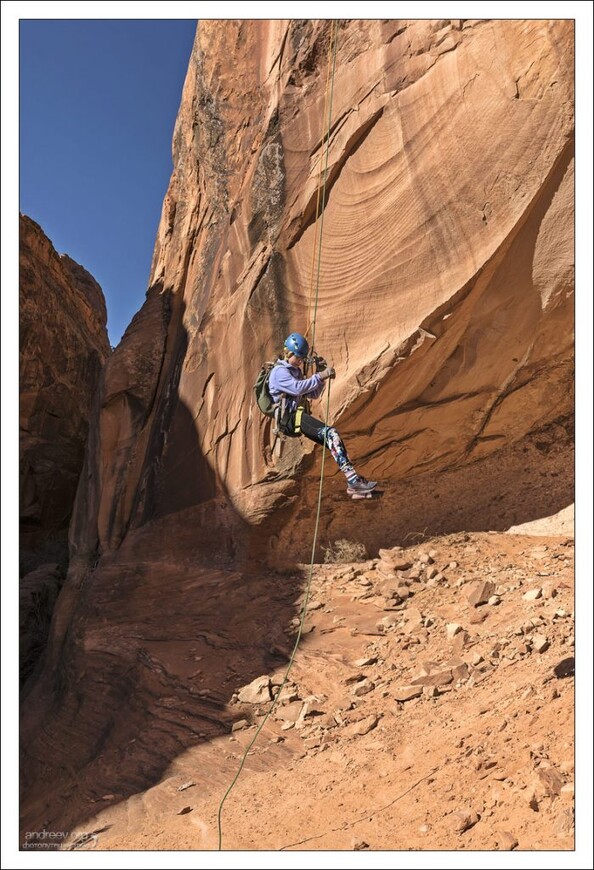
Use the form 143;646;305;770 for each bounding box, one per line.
218;20;340;851
294;405;304;435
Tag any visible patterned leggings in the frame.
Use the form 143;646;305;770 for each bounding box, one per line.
283;411;354;475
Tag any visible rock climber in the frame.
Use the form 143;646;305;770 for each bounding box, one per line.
268;332;378;496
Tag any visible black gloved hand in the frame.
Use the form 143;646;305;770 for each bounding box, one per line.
319;366;336;381
313;354;328;373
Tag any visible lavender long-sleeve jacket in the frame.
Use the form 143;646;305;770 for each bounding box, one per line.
268;359;326;413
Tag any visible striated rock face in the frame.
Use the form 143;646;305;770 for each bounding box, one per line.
70;19;573;568
20;214;111;566
19;215;110;678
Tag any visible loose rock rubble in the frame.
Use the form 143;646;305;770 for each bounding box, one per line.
57;530;574;852
227;531;574;851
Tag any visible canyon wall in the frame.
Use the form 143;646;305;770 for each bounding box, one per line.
73;19;573;567
19;214;111;679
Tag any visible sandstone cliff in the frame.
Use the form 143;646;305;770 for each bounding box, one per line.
70;19;573;568
19;214;111;679
20;20;574;848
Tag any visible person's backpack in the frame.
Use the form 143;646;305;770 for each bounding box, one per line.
254;361;279;417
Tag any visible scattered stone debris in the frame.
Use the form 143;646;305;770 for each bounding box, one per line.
467;580;496;607
377;614;400;631
496;830;518;850
352;679;375;697
393;685;423;702
354;655;378;667
452;810;480;833
410;661;453;687
344;715;379;737
553;807;574;837
65;529;573;852
523;588;543;601
446;623;463;640
344;672;366;684
238;676;272;704
537;765;565;796
531;634;550;653
469;609;488;625
352;839;370;850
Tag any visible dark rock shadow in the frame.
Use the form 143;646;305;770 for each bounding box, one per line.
553;657;575;679
19;288;303;849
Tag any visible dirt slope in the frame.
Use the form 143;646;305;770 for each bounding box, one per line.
23;526;573;852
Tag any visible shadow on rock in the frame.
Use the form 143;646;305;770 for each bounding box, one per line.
19;288;304;846
553;657;575;679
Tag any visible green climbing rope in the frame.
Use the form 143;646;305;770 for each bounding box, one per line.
217;20;340;850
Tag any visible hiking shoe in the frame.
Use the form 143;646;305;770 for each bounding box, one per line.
347;476;378;494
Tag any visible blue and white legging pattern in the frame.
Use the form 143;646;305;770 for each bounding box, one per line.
321;426;357;481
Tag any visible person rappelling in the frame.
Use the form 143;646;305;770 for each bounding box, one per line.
256;332;378;498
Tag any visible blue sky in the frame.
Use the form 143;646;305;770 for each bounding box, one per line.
20;19;197;346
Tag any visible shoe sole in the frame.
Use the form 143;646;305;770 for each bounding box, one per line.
347;484;378;495
347;488;380;500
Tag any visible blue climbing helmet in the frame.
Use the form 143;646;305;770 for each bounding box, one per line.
284;332;310;359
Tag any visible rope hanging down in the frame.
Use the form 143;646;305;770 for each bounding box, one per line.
306;19;339;348
307;20;339;354
217;20;340;851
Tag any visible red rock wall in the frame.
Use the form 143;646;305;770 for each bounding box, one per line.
19;215;111;679
74;19;573;565
20;215;111;567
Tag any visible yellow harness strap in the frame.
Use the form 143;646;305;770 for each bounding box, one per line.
295;405;304;435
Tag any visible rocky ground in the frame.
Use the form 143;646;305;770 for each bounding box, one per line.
47;523;574;853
